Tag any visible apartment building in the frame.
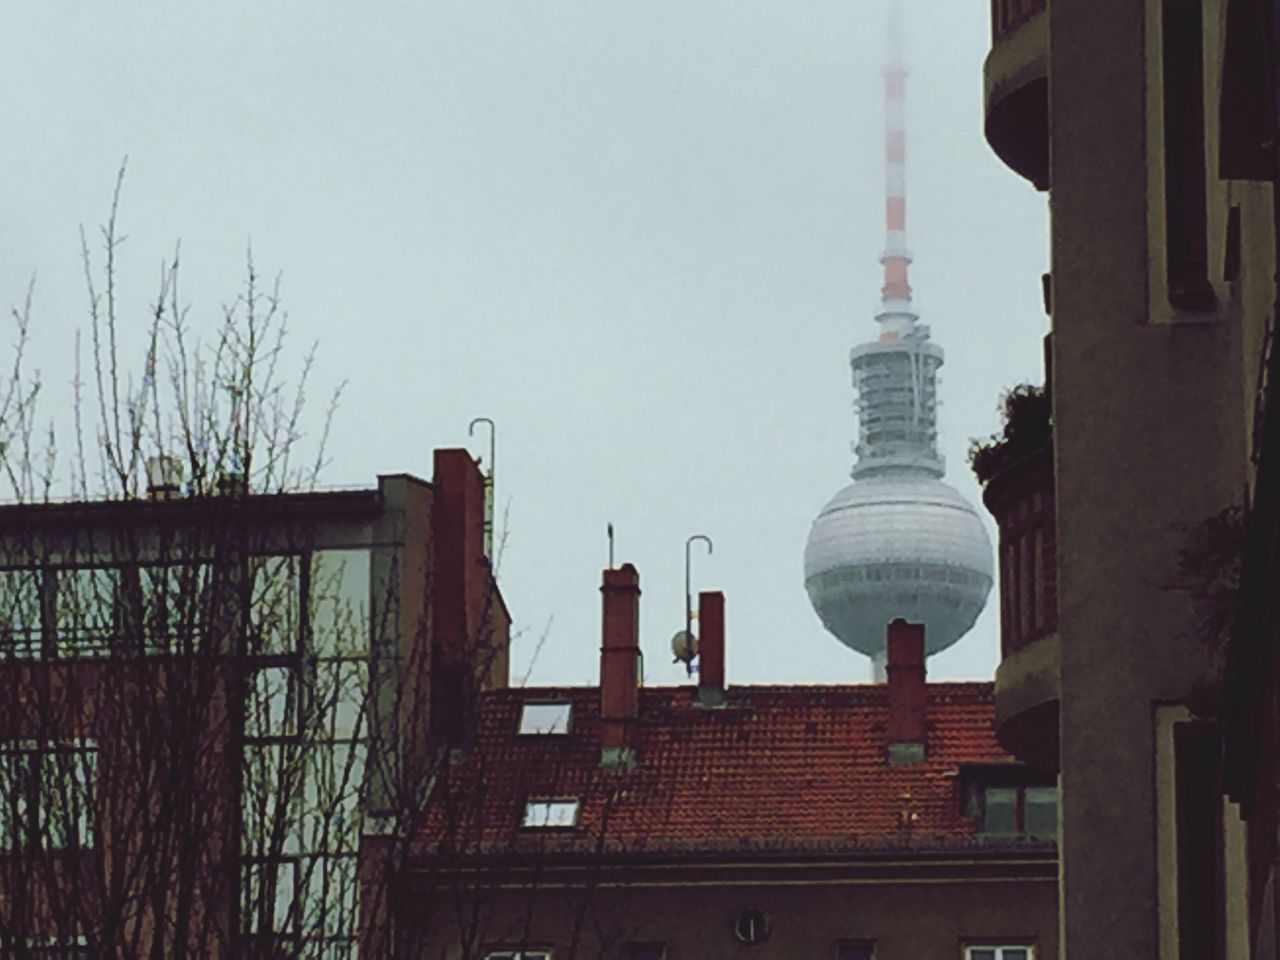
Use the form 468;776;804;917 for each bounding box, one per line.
389;577;1059;960
979;0;1278;956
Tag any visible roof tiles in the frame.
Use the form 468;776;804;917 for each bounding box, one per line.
413;682;1020;861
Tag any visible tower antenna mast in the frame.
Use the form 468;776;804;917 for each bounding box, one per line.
879;0;915;336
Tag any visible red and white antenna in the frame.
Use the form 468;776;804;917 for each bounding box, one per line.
878;0;917;340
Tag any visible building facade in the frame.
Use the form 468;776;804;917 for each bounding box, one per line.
397;572;1058;960
979;0;1278;956
0;449;508;958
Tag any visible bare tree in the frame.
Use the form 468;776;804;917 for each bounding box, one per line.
0;168;370;959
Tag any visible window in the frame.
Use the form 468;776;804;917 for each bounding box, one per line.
837;943;874;960
55;568;119;656
1161;0;1213;308
301;852;359;922
518;702;572;735
242;857;299;934
0;569;43;657
626;945;665;960
1023;787;1057;836
312;661;366;742
978;785;1057;837
1175;721;1224;960
246;666;301;740
141;562;213;653
242;743;303;856
964;947;1032;960
521;799;579;829
0;740;98;850
484;951;551;960
983;787;1017;834
309;550;370;656
249;555;302;655
303;742;366;854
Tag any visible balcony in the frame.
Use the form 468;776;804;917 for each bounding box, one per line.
984;0;1050;190
983;442;1059;773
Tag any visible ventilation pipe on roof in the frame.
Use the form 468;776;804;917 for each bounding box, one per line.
600;563;641;768
696;591;725;707
885;618;928;765
145;456;184;500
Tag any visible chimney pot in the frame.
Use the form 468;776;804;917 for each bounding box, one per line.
696;591;725;706
885;618;927;764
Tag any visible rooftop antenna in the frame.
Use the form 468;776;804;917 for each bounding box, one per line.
607;522;616;569
672;534;713;676
468;417;496;557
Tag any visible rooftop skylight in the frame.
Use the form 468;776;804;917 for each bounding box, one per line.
522;799;580;829
518;702;572;735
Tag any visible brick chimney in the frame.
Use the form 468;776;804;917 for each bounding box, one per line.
430;448;508;744
600;564;641;767
885;618;927;765
696;591;725;707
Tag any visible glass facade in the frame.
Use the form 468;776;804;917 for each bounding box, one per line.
241;548;370;955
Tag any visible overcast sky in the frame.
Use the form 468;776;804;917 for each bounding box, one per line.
2;2;1047;686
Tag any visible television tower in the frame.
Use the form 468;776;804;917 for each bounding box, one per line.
803;0;994;678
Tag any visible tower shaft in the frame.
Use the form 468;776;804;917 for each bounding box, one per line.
853;0;943;480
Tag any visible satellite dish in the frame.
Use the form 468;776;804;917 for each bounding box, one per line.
671;630;698;665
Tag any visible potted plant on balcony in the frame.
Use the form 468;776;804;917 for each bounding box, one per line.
968;383;1052;486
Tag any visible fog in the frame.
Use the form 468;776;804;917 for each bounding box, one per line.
1;1;1048;684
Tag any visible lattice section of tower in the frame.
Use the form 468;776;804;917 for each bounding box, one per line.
850;341;944;479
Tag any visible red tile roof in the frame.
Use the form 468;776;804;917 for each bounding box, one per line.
413;682;1032;863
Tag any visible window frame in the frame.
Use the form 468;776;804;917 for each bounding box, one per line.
962;944;1035;960
520;798;580;830
0;567;45;658
518;702;573;736
972;781;1058;838
52;566;122;657
0;738;99;851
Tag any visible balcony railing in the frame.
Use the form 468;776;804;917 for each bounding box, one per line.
992;0;1047;41
984;446;1058;658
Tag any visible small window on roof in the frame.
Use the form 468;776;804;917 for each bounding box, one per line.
519;702;572;735
522;799;579;829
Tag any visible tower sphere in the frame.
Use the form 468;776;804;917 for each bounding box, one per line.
804;475;993;658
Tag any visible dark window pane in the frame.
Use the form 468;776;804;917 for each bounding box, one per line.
627;945;665;960
983;787;1017;833
1025;787;1058;837
837;944;874;960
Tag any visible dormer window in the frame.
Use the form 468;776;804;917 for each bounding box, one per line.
959;763;1057;838
518;702;572;736
980;785;1057;837
522;799;579;829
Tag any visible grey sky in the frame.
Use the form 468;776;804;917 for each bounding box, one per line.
2;2;1047;685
